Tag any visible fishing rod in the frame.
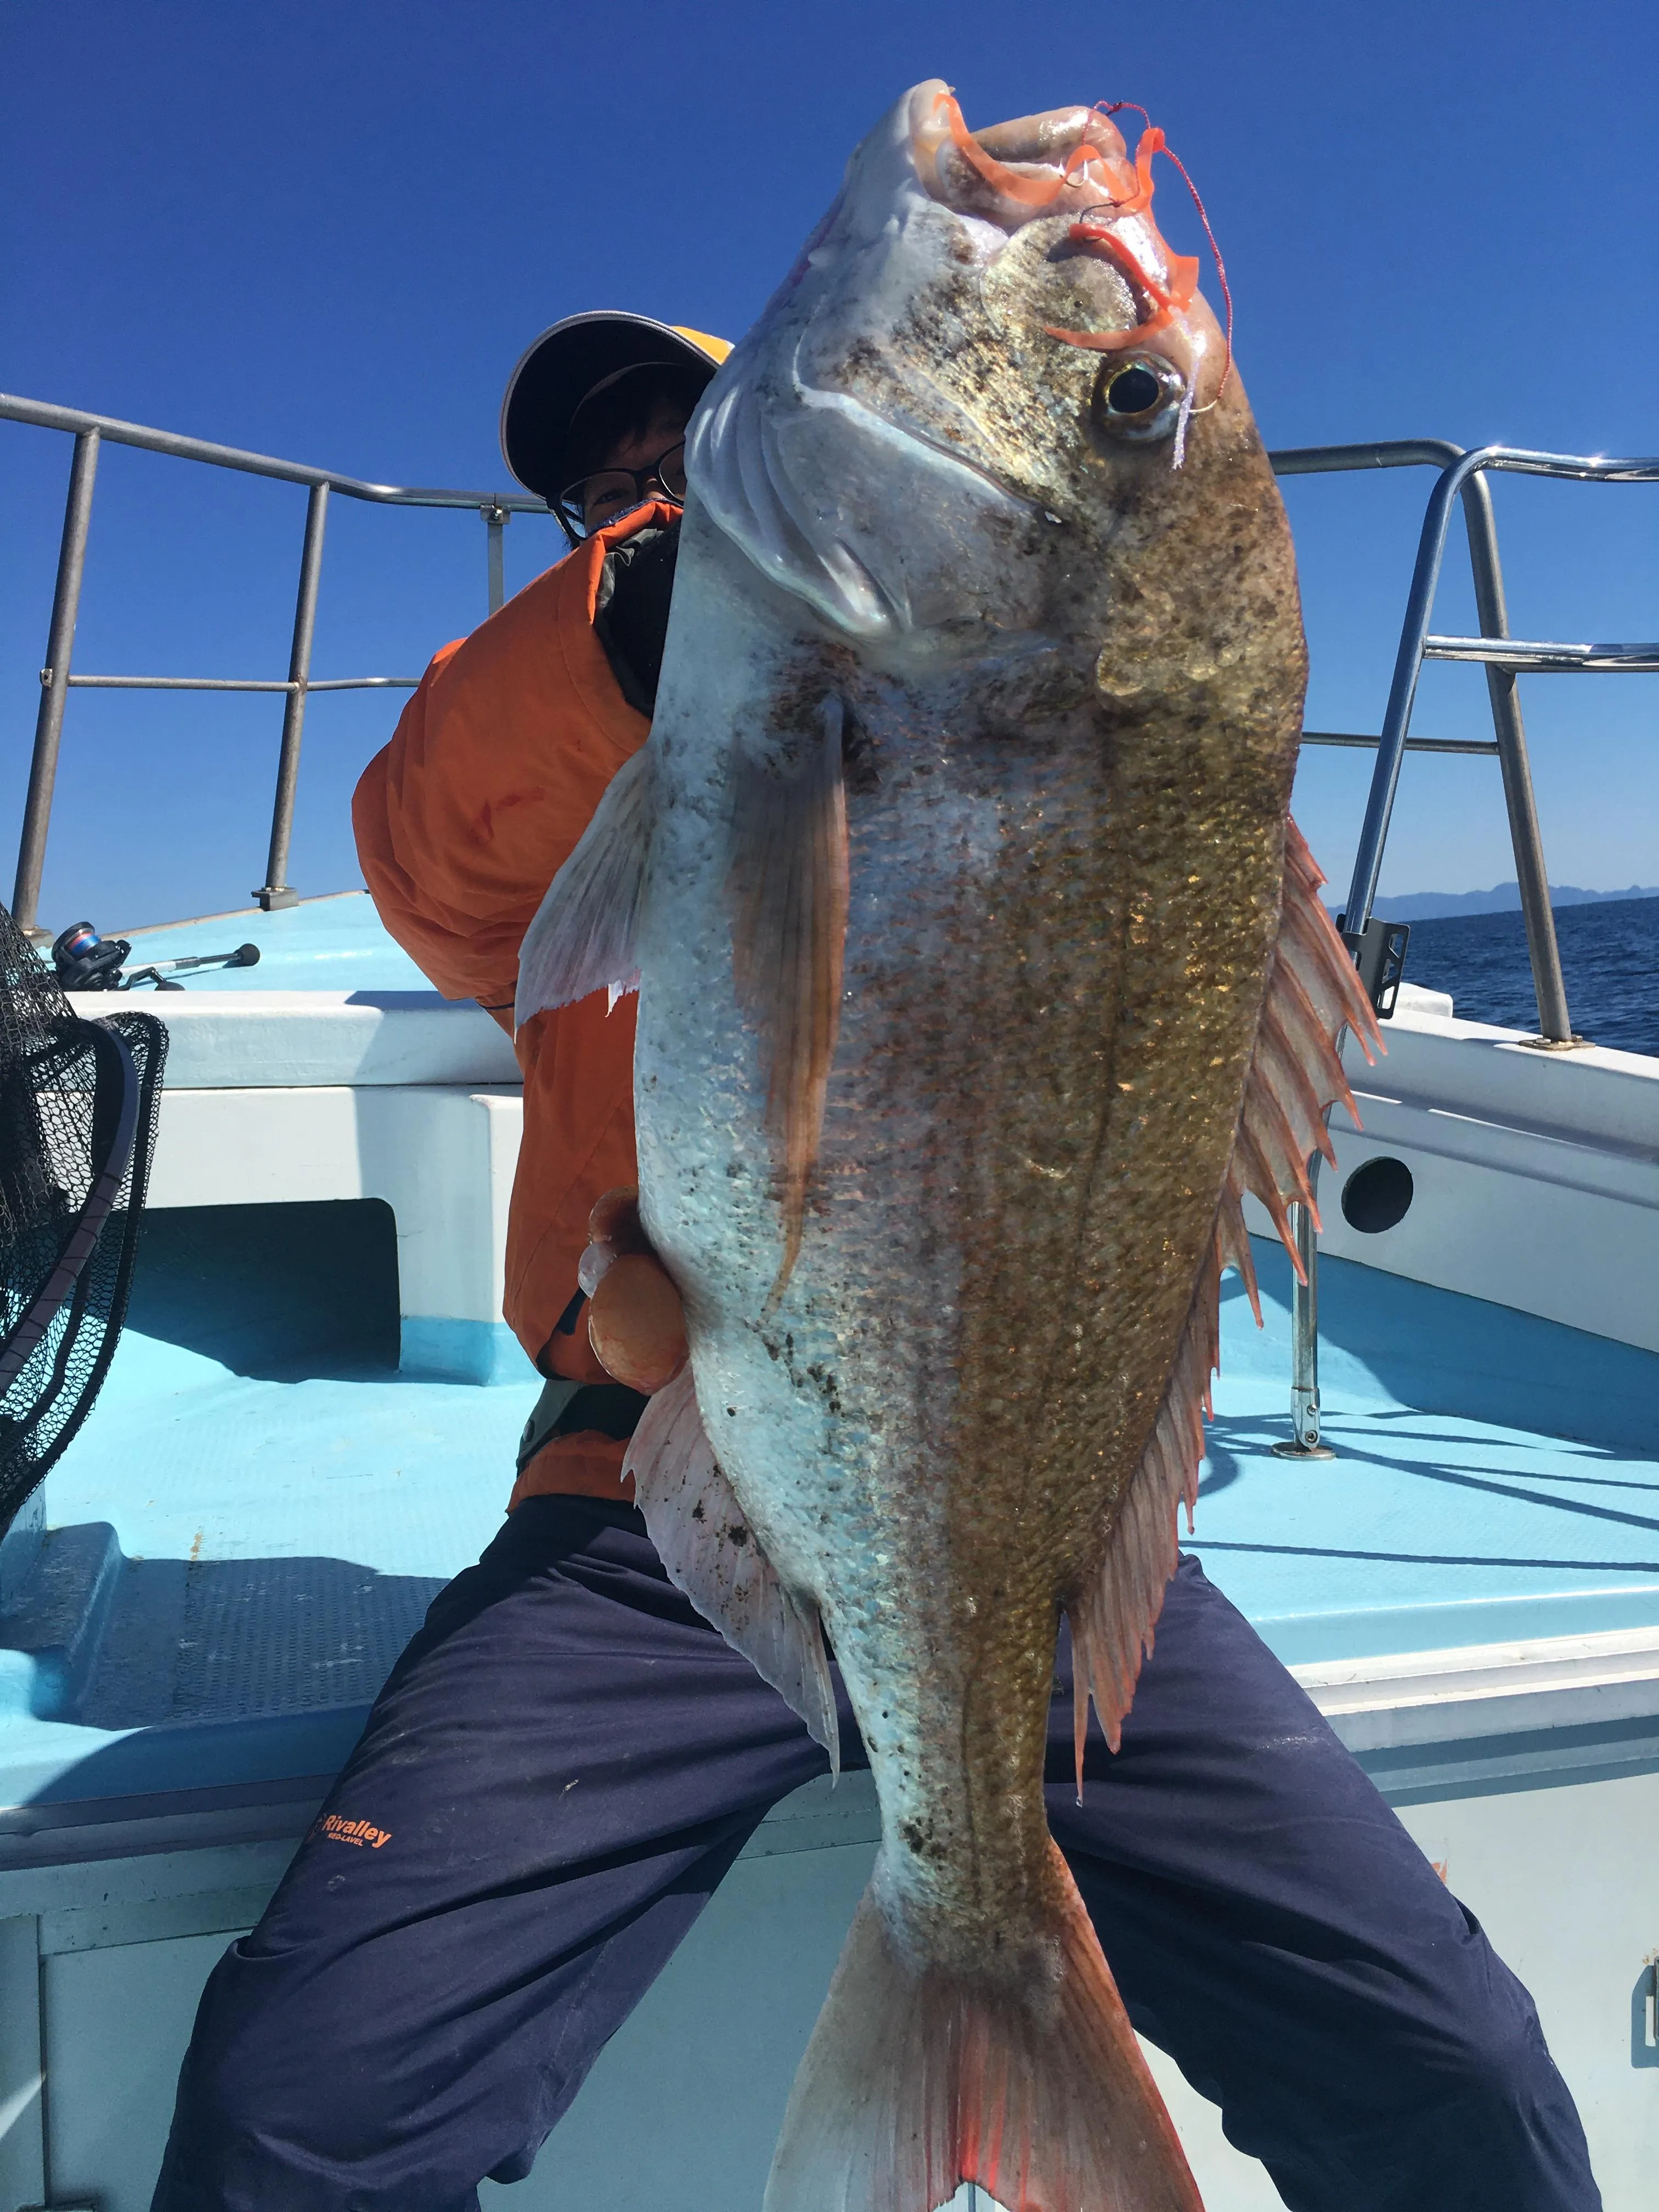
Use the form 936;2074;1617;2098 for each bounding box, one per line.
50;919;261;992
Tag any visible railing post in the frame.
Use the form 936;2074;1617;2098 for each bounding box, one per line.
484;501;509;614
256;481;329;911
1272;1186;1336;1460
1457;473;1576;1045
1339;460;1470;933
12;428;99;940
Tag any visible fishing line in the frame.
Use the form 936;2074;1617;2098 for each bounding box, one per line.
1093;100;1235;397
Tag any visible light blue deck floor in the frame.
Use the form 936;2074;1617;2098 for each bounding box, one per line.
5;895;1657;1813
5;1247;1654;1812
121;889;432;994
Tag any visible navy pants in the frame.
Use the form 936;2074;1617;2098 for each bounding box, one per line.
153;1498;1599;2211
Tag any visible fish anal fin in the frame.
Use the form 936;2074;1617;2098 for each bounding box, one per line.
623;1369;839;1773
729;699;850;1312
764;1839;1200;2212
515;746;652;1030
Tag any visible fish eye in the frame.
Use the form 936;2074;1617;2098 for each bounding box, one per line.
1104;365;1163;415
1090;355;1186;444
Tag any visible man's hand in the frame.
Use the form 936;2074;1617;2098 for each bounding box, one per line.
580;1188;688;1394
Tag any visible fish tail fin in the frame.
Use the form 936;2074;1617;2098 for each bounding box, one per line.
764;1843;1202;2212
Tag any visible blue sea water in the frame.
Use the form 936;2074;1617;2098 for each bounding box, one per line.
1402;894;1659;1056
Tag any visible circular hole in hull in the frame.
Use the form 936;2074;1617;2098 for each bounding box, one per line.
1341;1155;1414;1234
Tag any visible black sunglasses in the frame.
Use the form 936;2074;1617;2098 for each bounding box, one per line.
552;439;688;541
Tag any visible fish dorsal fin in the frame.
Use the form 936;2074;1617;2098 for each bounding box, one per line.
1065;1259;1212;1785
1223;816;1383;1293
729;698;850;1311
514;745;652;1030
624;1368;840;1774
1066;817;1383;1784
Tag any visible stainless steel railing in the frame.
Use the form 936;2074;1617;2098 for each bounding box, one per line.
1265;438;1659;1454
8;399;1659;1457
3;392;549;933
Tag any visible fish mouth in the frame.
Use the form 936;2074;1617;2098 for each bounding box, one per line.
909;87;1138;234
907;81;1228;411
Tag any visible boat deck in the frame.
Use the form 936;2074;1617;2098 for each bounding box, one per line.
5;894;1658;2212
117;889;433;992
3;893;1656;1816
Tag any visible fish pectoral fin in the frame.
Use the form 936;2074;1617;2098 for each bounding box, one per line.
514;744;652;1030
764;1839;1201;2212
728;697;850;1311
1222;812;1386;1304
623;1369;839;1774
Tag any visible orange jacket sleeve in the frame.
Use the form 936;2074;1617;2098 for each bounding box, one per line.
352;503;676;1371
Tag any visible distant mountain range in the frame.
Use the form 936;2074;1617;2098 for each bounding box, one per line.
1331;882;1659;924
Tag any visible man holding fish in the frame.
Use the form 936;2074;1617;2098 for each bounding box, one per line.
154;84;1600;2212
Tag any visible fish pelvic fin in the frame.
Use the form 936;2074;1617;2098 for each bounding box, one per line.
514;744;652;1031
764;1839;1201;2212
1066;816;1381;1790
729;697;850;1313
623;1368;839;1773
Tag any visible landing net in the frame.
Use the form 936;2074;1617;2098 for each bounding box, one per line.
0;897;166;1535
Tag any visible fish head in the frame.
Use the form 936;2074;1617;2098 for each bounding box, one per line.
686;79;1291;684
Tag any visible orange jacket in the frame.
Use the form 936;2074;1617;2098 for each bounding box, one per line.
353;503;678;1500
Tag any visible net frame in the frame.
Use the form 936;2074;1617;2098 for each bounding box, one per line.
1;898;167;1537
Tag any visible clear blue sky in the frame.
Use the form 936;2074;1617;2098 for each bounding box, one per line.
3;0;1656;932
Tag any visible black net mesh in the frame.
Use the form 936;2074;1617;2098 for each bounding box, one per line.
1;897;166;1537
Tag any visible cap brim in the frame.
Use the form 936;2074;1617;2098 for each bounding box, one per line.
500;312;723;501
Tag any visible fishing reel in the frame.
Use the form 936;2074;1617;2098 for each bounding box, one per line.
50;919;261;994
52;919;132;990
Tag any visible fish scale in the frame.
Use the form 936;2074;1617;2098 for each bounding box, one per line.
519;75;1380;2212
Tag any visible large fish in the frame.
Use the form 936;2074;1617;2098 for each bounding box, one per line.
520;78;1379;2212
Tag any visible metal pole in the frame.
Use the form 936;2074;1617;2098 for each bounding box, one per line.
1337;440;1641;944
1;389;551;515
1272;1188;1335;1460
12;428;100;939
1456;474;1576;1044
1338;460;1471;932
484;501;508;614
257;481;329;910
